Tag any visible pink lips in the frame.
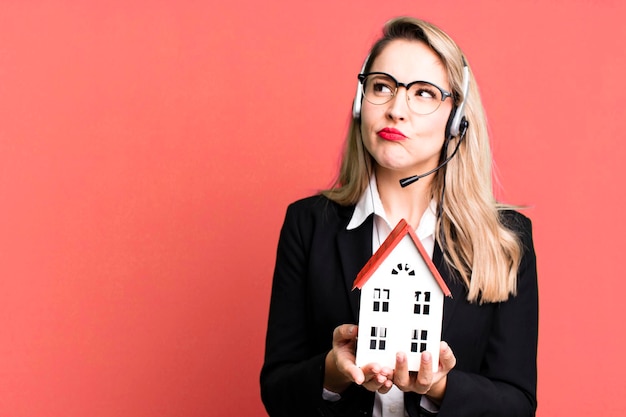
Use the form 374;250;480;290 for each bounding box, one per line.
377;127;407;141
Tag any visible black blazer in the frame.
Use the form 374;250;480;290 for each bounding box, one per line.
260;196;538;417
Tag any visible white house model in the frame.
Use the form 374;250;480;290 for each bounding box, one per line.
353;219;452;372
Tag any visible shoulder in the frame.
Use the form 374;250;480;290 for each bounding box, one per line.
499;209;533;237
285;194;355;225
286;194;335;212
499;209;536;260
277;194;357;251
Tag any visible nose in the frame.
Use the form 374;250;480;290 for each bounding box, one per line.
385;86;409;121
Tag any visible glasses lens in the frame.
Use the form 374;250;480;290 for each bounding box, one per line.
406;82;443;115
362;74;396;105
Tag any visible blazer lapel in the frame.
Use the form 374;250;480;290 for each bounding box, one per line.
336;215;374;322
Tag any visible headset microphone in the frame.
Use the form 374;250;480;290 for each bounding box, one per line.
399;118;469;187
399;59;470;188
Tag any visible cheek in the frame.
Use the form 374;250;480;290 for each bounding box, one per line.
426;107;453;138
358;108;379;145
359;102;380;129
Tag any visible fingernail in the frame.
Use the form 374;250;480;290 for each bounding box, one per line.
422;352;431;362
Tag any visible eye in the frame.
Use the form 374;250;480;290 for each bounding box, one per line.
414;86;437;100
373;82;393;94
408;82;442;101
367;75;396;96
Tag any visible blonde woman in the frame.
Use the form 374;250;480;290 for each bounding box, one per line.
261;17;538;417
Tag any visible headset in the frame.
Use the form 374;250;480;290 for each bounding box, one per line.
352;54;471;187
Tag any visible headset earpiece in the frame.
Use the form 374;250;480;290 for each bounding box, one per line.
352;81;364;119
352;55;370;119
445;58;470;140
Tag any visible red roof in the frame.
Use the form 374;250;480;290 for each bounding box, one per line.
352;219;452;297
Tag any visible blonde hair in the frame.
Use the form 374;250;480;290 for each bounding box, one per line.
322;17;522;303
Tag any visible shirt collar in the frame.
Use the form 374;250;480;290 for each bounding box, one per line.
347;175;385;230
347;175;438;240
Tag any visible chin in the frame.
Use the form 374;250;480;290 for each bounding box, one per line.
375;162;414;176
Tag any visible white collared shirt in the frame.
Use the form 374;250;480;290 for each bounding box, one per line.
347;175;437;258
348;175;439;417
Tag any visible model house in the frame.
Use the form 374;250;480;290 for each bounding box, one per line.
353;219;452;372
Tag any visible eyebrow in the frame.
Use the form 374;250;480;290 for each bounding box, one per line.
367;71;451;92
369;68;449;85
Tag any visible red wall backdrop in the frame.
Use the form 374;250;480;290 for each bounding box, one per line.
1;1;625;416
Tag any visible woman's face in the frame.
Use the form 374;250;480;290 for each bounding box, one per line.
360;39;453;180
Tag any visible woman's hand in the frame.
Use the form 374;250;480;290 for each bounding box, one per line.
393;341;456;402
324;324;393;394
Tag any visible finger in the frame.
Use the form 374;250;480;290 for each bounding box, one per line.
332;325;363;384
361;368;389;392
439;342;456;373
361;363;381;379
343;324;358;338
360;363;384;387
416;351;433;389
334;350;364;384
393;352;410;389
346;363;365;385
334;324;357;344
362;380;384;392
380;366;394;381
377;378;394;394
367;378;392;394
334;351;363;384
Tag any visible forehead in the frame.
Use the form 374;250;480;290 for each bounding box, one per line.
369;39;449;89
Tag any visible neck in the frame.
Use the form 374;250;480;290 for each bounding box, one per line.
375;167;432;229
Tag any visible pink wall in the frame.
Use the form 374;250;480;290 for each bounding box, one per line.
1;1;625;415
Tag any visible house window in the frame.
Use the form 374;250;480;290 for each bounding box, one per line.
414;291;431;315
373;288;390;312
369;326;387;350
410;329;428;353
391;263;415;276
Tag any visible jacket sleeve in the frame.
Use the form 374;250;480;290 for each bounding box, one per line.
260;200;374;417
436;213;539;416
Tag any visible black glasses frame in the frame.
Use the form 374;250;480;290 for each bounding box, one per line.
357;72;454;113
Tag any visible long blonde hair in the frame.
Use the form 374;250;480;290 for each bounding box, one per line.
322;17;522;303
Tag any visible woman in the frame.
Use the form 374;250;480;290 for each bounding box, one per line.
261;17;538;417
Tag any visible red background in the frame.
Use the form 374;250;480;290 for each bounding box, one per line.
1;1;625;416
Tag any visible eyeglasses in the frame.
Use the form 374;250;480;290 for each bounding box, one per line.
358;72;453;115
